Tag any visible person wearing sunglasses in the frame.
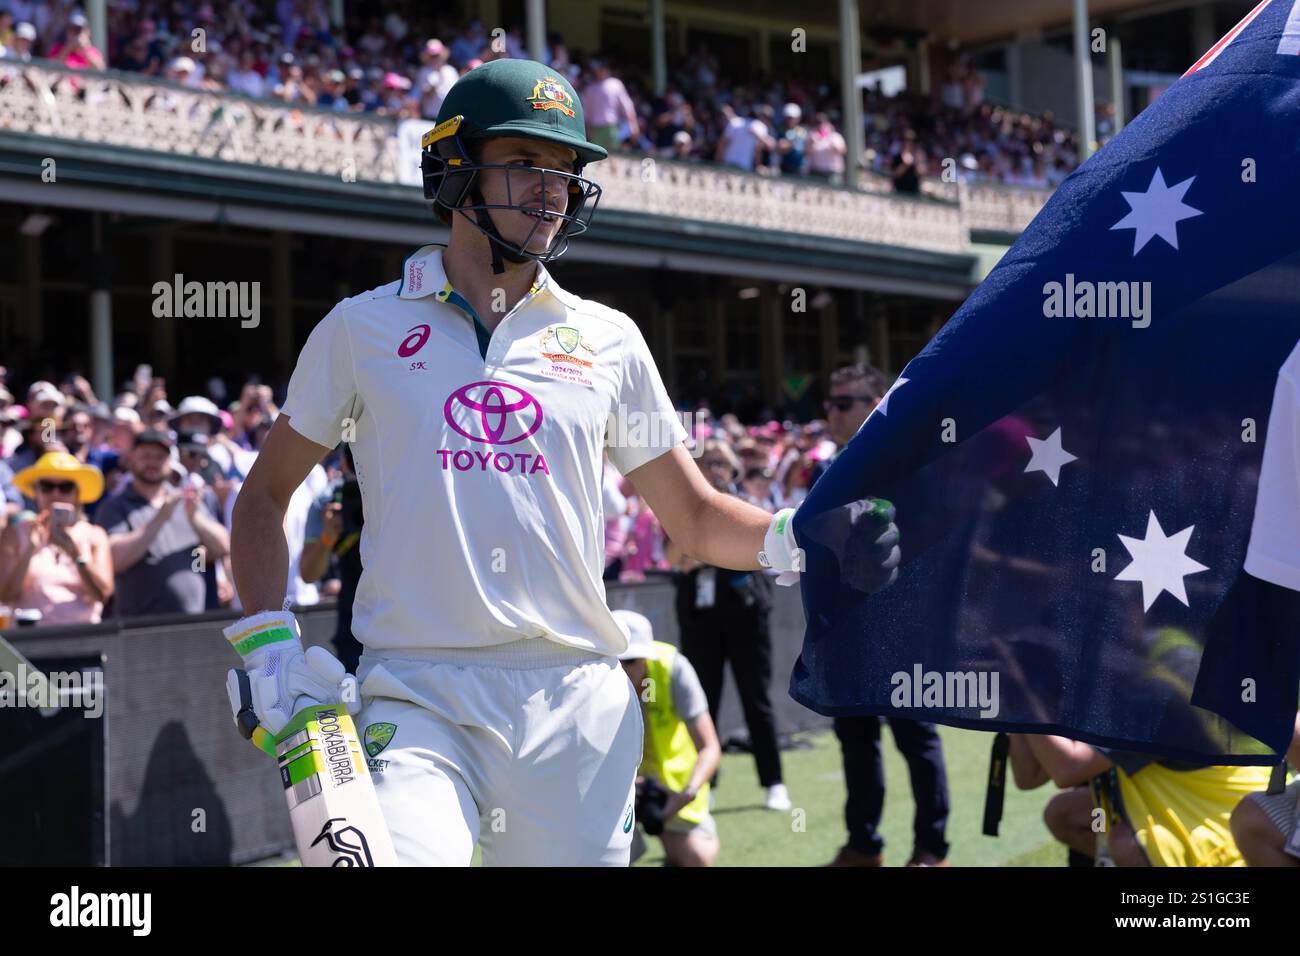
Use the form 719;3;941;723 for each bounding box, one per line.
0;452;113;625
814;364;951;868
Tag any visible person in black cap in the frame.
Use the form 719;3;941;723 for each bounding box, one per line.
94;429;229;617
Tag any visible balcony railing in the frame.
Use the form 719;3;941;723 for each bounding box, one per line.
0;62;1049;253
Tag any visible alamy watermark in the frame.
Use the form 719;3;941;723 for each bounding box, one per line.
606;406;707;458
152;273;261;328
0;665;103;718
891;663;1000;718
1042;274;1151;328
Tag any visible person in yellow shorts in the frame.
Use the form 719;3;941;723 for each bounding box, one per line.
1008;733;1272;866
614;610;722;867
1231;711;1300;867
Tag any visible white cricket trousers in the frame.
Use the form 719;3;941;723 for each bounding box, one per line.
355;638;643;866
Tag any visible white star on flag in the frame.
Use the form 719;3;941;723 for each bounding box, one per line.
1114;510;1209;612
873;376;908;417
1024;427;1077;486
1110;167;1203;255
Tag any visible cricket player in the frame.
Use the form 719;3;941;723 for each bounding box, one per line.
224;59;899;866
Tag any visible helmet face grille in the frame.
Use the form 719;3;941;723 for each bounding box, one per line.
422;146;602;264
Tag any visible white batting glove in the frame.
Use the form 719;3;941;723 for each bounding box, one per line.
223;610;360;742
758;508;802;586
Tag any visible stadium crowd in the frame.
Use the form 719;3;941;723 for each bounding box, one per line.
0;1;1083;187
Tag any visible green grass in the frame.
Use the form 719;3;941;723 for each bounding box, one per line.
633;725;1066;867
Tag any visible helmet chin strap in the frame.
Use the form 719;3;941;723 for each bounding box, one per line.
467;184;532;275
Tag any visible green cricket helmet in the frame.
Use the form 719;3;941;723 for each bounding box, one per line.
421;59;606;271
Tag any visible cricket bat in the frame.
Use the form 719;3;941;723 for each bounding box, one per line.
0;634;60;718
232;670;397;866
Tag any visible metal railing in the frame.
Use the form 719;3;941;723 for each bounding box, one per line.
0;61;1051;252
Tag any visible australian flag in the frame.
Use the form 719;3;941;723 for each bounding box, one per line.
791;0;1300;764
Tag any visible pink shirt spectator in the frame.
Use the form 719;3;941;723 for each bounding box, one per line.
48;40;105;71
15;522;103;625
619;505;666;582
582;75;636;128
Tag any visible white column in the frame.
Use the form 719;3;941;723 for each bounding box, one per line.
1006;41;1023;111
1072;0;1096;161
87;0;108;60
838;0;864;187
1108;34;1125;133
650;0;667;96
526;0;547;63
89;214;113;401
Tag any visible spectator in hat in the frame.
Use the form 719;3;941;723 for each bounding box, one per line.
48;11;105;71
167;55;203;88
777;103;808;176
615;609;721;867
170;395;234;476
94;429;229;617
416;38;457;117
3;21;37;61
25;380;65;430
7;383;67;478
670;129;694;161
0;452;113;625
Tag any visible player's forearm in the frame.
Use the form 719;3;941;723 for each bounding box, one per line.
231;489;291;614
679;488;770;571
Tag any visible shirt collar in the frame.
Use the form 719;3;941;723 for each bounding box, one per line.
397;243;451;300
399;243;573;310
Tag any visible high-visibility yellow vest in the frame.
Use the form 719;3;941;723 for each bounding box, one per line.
639;641;710;825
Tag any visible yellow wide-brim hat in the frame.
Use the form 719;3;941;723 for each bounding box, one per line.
13;451;105;503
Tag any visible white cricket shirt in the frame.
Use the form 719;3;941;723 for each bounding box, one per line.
280;244;686;654
1244;341;1300;591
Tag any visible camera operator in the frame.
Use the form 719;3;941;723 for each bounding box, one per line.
300;444;364;672
615;610;721;867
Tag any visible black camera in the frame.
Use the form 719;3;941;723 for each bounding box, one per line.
635;777;671;836
334;476;364;539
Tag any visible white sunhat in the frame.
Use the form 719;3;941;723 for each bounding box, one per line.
612;609;655;661
27;380;65;406
170;395;223;431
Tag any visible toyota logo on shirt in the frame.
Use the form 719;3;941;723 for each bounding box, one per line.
444;381;543;445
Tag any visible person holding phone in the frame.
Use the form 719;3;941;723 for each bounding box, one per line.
0;452;113;625
47;11;105;72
